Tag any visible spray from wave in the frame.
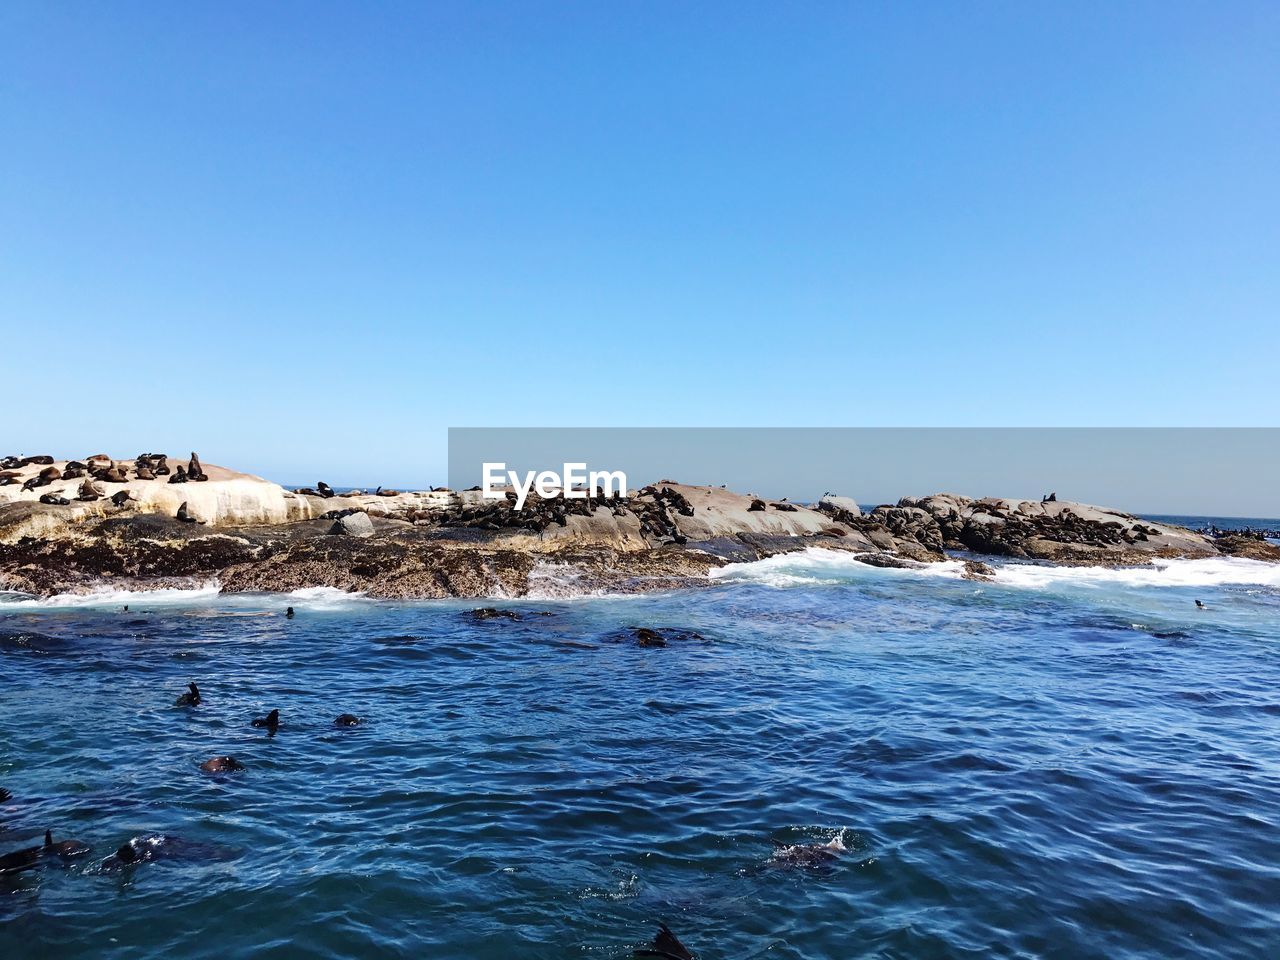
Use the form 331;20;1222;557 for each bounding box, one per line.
711;549;1280;591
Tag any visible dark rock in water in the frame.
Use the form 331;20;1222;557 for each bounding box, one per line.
334;713;361;727
469;607;522;622
635;923;695;960
624;626;706;648
329;512;374;537
199;756;244;773
633;627;667;647
962;559;996;582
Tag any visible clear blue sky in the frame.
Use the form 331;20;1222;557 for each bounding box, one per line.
2;3;1276;485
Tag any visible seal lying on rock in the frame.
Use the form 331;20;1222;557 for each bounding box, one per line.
77;478;103;502
39;493;70;506
169;465;189;484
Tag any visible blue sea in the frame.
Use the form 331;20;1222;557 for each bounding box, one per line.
3;546;1280;958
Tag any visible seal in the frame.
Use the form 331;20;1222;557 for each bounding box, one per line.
1195;599;1206;609
176;501;201;523
187;452;208;482
334;713;361;727
251;708;280;732
134;463;155;480
110;490;134;507
285;607;295;619
39;493;71;506
168;465;189;484
101;464;129;483
317;481;335;498
0;841;41;875
174;682;201;707
62;460;87;479
199;756;245;774
77;478;103;502
43;830;90;859
761;835;847;872
634;923;695;960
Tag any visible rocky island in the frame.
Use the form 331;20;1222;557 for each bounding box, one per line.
1;453;1275;599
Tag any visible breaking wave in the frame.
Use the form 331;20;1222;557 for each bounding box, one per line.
711;549;1280;591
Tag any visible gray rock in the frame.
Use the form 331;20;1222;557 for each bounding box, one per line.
329;512;374;538
817;494;862;517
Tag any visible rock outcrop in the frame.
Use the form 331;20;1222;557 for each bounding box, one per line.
0;453;1262;599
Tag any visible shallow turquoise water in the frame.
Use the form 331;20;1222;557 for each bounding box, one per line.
2;553;1279;958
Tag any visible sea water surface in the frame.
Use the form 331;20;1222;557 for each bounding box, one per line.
2;551;1279;959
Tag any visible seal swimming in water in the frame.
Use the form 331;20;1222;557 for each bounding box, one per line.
285;606;295;619
635;924;695;959
174;682;201;707
759;835;847;872
199;756;245;774
0;787;11;802
43;830;90;859
334;713;361;727
251;709;280;732
0;841;41;875
1195;599;1206;609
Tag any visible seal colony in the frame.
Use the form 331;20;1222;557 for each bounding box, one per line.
0;451;1276;600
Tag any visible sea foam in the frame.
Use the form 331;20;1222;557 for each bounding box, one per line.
711;549;1280;591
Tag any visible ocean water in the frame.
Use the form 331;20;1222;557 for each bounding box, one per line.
2;553;1279;959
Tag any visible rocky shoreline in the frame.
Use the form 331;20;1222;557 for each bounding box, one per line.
1;454;1275;599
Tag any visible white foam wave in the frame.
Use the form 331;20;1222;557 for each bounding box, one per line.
710;548;1280;592
711;550;969;588
0;582;223;609
993;556;1280;590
